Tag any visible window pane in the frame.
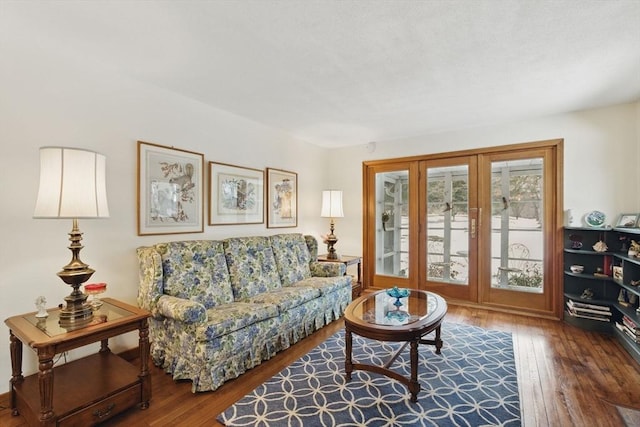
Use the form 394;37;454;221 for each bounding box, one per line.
375;171;409;277
490;158;544;293
426;165;469;285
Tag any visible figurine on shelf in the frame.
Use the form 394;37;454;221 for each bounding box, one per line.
629;240;640;258
580;288;594;299
592;240;608;252
569;234;583;249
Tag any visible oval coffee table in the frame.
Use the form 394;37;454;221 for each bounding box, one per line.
343;289;447;402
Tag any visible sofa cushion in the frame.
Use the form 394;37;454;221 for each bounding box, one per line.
270;233;312;286
291;276;351;295
157;240;234;309
248;286;320;312
195;302;279;341
224;236;282;301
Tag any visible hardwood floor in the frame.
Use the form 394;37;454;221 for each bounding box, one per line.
2;304;640;426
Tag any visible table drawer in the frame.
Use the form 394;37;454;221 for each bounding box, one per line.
58;384;140;427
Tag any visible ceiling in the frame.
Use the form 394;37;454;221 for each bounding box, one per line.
2;1;640;148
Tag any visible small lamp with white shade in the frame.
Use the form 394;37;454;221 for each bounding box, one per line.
320;190;344;260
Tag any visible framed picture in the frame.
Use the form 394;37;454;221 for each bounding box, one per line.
209;162;264;225
137;141;204;235
616;213;640;228
613;266;623;282
266;168;297;228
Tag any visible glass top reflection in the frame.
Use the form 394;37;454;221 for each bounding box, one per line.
24;301;134;337
356;289;438;326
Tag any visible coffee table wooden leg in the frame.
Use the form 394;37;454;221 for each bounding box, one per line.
435;325;443;354
345;328;353;381
409;340;420;402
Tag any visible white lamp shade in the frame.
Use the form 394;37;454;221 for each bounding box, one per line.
320;190;344;218
33;147;110;218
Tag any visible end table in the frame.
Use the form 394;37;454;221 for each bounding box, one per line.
5;297;151;426
317;254;362;299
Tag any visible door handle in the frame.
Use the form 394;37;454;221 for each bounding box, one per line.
469;208;479;239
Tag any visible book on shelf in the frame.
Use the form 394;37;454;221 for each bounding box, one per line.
622;315;639;332
567;299;611;312
566;306;611;322
616;322;640;343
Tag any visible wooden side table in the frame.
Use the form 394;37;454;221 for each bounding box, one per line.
317;254;362;299
5;297;151;426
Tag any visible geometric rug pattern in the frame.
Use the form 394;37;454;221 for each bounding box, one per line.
219;322;521;426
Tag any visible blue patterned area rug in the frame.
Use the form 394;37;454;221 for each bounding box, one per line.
218;322;521;426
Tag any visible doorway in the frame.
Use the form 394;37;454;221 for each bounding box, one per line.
363;139;563;317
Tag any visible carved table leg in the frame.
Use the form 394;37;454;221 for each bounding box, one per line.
409;340;421;403
9;331;24;416
435;324;443;354
139;318;151;409
344;327;353;381
37;347;55;425
100;338;110;353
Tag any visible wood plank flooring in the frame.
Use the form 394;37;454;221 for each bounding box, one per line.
2;304;640;426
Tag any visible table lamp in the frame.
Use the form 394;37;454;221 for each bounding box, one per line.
321;190;344;260
33;147;110;329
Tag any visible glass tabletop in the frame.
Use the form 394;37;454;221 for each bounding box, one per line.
24;301;134;337
354;289;441;327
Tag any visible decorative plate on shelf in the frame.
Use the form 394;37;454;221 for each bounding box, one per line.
585;210;606;227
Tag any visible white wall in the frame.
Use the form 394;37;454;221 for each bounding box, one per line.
331;102;640;258
0;44;331;393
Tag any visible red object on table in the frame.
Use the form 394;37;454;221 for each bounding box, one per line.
84;282;107;293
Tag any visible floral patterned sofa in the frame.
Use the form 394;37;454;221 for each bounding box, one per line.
136;233;351;392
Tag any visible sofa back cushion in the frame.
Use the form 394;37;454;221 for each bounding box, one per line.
270;233;312;286
156;240;233;309
224;236;282;301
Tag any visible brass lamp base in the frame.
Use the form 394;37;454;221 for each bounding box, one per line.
57;219;95;329
58;299;94;330
326;218;339;260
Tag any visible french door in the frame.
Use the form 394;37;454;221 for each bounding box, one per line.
419;156;478;302
364;140;562;317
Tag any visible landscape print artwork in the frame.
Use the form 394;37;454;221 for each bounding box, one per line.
209;162;264;225
137;141;204;235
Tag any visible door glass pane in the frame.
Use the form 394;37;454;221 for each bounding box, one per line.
375;171;409;277
490;158;544;293
426;165;469;285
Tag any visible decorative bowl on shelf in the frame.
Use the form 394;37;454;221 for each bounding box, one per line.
570;265;584;274
585;210;606;228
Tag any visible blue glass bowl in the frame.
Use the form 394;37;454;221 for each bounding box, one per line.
386;286;409;299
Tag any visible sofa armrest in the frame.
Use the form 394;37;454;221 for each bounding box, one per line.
136;246;164;314
310;261;346;277
156;295;207;324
